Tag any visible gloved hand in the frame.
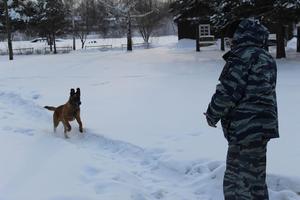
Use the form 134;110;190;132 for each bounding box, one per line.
203;113;217;128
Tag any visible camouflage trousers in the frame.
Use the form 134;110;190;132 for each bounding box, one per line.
223;139;269;200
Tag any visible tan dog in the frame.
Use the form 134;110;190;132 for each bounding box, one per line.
45;88;83;138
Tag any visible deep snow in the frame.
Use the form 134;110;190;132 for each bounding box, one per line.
0;37;299;200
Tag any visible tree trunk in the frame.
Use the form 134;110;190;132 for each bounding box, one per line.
127;14;132;51
4;0;13;60
79;32;86;49
297;26;300;53
81;37;85;49
53;33;57;54
266;44;269;52
276;24;286;59
73;36;76;50
72;14;76;50
49;35;53;52
220;34;225;51
196;25;200;52
145;35;150;48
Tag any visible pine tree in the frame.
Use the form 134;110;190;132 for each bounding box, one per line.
35;0;69;54
263;0;300;58
211;0;300;58
211;0;256;30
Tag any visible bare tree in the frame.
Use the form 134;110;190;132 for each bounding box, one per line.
114;0;139;51
64;0;80;50
98;0;155;51
74;0;109;49
74;1;90;49
135;0;168;44
75;23;88;49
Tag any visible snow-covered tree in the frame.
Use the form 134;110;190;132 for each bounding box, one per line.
0;0;32;30
0;0;33;60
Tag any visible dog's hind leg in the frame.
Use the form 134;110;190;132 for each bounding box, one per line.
53;117;59;133
75;113;83;133
63;125;69;139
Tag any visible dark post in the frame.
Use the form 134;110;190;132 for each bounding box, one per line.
4;0;13;60
49;34;53;52
127;13;133;51
53;33;57;54
220;32;225;51
297;26;300;53
276;24;286;59
72;15;76;50
196;24;200;52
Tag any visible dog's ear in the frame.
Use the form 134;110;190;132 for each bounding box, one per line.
76;88;81;96
70;88;75;96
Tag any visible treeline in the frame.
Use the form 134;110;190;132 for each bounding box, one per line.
170;0;300;58
0;0;171;59
1;0;300;60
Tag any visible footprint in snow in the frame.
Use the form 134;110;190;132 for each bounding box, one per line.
80;166;102;184
152;189;168;199
2;126;13;131
48;196;87;200
131;193;148;200
83;165;101;177
13;128;35;136
91;81;110;86
4;111;13;115
187;132;202;137
32;94;41;100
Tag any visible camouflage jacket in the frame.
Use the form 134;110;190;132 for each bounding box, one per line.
206;19;279;142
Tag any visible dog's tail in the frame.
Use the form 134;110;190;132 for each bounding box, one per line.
44;106;56;111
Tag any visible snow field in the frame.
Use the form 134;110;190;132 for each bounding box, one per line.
0;37;299;199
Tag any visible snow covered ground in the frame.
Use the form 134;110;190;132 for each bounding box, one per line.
0;36;299;200
0;36;174;54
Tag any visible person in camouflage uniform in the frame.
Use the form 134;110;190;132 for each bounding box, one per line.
204;18;279;200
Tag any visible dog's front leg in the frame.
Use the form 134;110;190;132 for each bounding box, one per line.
62;120;71;138
75;113;83;133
